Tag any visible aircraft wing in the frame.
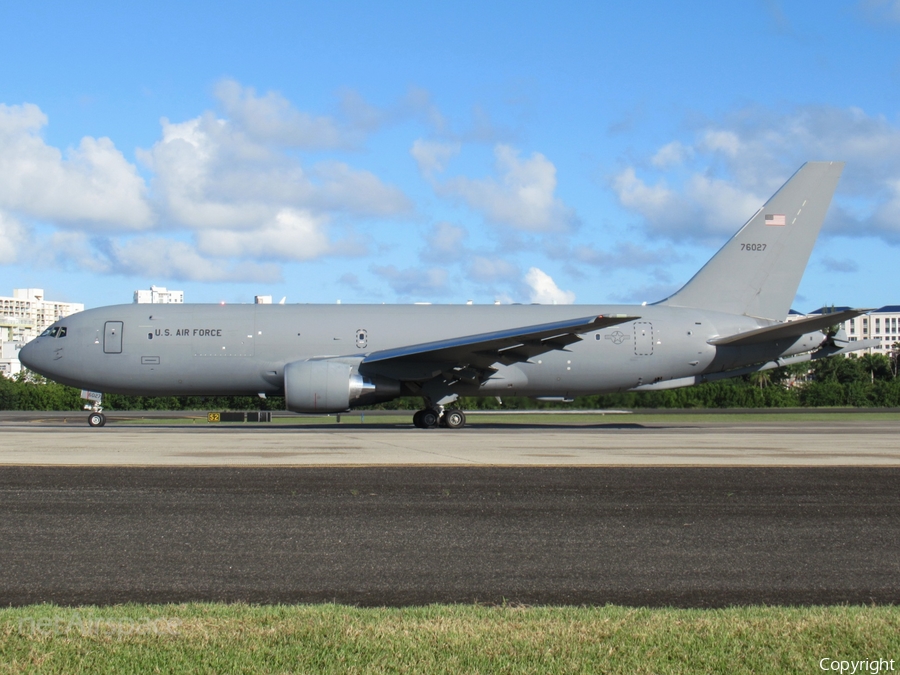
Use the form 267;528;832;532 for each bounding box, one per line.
361;314;638;382
709;309;871;347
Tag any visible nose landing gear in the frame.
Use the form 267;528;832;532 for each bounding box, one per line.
81;390;106;427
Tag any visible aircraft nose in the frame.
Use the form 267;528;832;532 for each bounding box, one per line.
18;340;37;371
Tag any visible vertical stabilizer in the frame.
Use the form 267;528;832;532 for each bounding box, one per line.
657;161;844;320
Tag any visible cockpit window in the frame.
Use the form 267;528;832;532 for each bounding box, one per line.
57;327;67;338
39;326;67;338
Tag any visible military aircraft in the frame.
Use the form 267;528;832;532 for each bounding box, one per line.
20;161;874;428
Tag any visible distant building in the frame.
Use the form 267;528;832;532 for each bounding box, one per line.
0;288;84;344
134;286;184;304
0;341;21;378
0;288;84;377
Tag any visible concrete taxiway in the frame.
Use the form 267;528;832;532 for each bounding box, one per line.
0;414;898;466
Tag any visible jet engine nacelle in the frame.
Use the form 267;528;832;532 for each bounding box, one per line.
283;359;401;413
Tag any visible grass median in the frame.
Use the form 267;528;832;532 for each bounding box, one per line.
3;603;900;674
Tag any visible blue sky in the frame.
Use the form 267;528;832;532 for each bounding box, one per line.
1;1;899;312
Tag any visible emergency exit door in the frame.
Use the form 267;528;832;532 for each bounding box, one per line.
104;321;123;354
634;322;654;356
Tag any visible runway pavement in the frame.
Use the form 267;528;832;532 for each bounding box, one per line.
1;465;899;607
1;413;898;606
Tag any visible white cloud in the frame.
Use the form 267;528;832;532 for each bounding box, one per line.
684;174;764;234
0;211;27;264
137;114;276;229
42;231;109;273
110;238;281;283
0;84;424;289
613;105;900;244
411;139;460;176
869;179;900;241
436;144;577;232
613;167;682;225
612;167;763;241
558;241;684;270
422;222;468;261
651;141;693;168
469;256;518;283
337;272;363;292
0;103;151;229
692;106;900;194
524;267;575;304
860;0;900;22
28;230;281;282
821;257;860;273
699;130;743;157
139;111;412;231
371;264;449;297
310;161;412;216
195;208;333;261
215;79;349;149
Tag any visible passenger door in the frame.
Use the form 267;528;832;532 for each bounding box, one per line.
104;321;123;354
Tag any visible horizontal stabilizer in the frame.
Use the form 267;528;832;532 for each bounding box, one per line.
709;309;870;347
829;337;881;355
633;332;880;392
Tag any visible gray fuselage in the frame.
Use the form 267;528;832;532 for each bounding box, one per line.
20;303;823;400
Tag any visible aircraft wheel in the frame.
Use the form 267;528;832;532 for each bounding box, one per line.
419;408;440;428
412;410;425;428
442;409;466;429
88;412;106;427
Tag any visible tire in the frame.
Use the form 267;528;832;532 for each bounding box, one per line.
420;409;440;428
442;409;466;429
88;412;106;427
412;410;425;428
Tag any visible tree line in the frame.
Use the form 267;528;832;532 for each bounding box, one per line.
2;352;899;411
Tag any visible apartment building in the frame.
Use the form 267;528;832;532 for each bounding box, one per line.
134;286;184;304
0;288;84;344
0;288;85;377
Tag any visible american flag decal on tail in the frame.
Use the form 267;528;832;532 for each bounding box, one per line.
765;214;786;226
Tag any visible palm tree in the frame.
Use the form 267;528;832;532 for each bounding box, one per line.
749;371;771;389
859;353;891;384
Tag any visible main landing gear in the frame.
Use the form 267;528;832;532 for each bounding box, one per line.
412;407;466;429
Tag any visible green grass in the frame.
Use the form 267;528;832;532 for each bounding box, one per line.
2;604;899;674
